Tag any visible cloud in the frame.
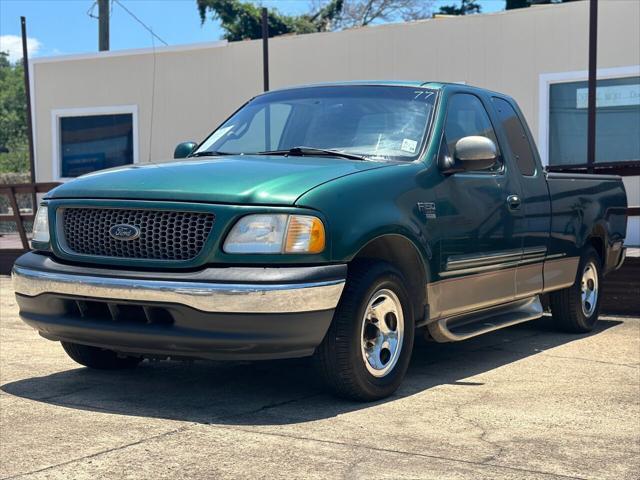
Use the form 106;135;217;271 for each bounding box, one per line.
0;35;41;63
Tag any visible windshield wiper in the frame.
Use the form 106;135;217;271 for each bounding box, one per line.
189;151;236;157
257;146;367;161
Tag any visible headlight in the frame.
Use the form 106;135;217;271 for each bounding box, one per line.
32;205;50;243
224;214;325;254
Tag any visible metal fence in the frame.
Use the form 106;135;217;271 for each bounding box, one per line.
0;182;60;250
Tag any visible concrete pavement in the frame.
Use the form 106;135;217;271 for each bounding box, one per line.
1;276;639;479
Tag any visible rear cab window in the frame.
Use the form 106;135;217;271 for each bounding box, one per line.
491;97;537;176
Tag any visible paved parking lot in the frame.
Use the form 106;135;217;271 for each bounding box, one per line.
1;275;639;480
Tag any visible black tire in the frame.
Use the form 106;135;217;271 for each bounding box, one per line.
61;342;142;370
313;260;415;401
549;246;602;333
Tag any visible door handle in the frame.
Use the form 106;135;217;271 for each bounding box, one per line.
507;194;521;210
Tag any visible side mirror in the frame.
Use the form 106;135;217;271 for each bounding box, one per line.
453;136;498;171
174;141;197;159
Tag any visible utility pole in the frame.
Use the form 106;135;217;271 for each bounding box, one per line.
261;8;271;149
261;7;269;92
98;0;110;51
586;0;597;173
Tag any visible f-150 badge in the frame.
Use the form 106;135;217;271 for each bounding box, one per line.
417;202;436;219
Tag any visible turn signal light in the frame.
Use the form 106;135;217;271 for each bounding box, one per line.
285;215;325;254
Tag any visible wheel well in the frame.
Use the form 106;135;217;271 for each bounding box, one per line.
588;234;605;263
353;235;427;323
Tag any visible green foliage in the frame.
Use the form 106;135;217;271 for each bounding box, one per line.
506;0;581;10
506;0;530;9
197;0;344;41
438;0;481;15
0;52;29;174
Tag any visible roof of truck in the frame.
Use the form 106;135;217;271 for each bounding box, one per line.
260;80;513;103
266;80;446;92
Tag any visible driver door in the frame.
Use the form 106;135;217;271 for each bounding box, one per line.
429;92;523;319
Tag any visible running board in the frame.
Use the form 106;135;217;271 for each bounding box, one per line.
427;296;544;342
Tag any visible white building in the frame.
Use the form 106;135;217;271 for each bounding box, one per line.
28;1;639;244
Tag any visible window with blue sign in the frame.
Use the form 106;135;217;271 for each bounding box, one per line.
549;76;640;166
60;113;134;177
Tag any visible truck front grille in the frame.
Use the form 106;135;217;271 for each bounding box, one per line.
60;207;215;261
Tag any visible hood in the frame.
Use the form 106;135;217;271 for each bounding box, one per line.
47;155;391;205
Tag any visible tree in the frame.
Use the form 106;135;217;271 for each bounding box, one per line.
197;0;344;41
438;0;481;15
506;0;581;10
506;0;529;9
198;0;435;40
0;52;29;173
337;0;433;28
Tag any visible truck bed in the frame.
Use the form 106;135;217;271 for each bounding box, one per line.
545;171;627;273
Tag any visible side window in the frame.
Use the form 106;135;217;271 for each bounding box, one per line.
492;97;537;176
445;93;501;171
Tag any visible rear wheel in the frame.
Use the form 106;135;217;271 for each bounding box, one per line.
314;260;415;401
61;342;142;370
549;246;602;333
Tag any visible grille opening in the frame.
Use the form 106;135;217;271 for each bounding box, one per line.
109;304;147;324
66;299;174;326
66;299;82;317
60;207;215;261
143;306;173;325
75;300;110;319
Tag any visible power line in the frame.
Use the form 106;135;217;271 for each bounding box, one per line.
111;0;169;46
86;1;98;19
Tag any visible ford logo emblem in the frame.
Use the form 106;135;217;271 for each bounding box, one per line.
109;224;140;241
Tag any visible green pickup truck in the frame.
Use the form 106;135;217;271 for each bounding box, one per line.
13;82;628;400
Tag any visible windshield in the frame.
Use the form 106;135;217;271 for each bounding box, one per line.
195;85;436;162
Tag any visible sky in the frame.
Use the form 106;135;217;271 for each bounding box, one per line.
0;0;506;62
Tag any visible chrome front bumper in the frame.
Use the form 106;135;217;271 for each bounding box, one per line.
12;265;345;314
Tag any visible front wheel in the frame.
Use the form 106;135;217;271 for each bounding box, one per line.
549;246;602;333
313;261;415;401
61;342;142;370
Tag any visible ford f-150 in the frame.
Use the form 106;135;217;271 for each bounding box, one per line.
13;82;628;400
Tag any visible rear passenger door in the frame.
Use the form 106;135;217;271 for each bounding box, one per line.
491;97;550;299
430;92;523;319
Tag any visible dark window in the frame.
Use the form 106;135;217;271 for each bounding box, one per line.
444;93;501;171
549;76;640;166
492;97;537;176
60;113;134;178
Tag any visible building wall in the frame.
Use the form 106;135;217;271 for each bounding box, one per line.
30;0;640;243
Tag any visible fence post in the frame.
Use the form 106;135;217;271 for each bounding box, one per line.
7;187;30;250
21;16;38;212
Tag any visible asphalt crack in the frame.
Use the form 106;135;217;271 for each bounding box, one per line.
451;391;507;464
495;347;640;369
204;392;322;424
1;392;320;480
207;423;589;480
1;424;195;480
